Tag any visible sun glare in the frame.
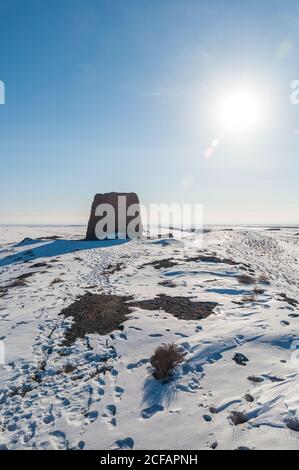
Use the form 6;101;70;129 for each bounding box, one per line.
217;88;263;134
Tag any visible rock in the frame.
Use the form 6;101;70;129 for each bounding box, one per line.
247;375;264;383
86;192;143;240
244;393;254;403
233;353;249;366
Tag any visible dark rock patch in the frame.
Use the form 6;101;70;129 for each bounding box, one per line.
51;278;64;285
60;293;134;346
103;263;124;275
16;272;35;281
185;254;238;266
237;274;256;285
140;259;180;270
131;294;218;321
4;279;27;289
60;293;217;345
30;262;49;269
0;288;8;298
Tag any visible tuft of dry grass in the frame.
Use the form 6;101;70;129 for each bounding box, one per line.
244;394;254;403
237;274;256;285
253;285;265;296
258;274;271;285
241;294;257;303
50;278;64;285
30;262;49;269
284;415;299;432
150;343;185;380
6;279;27;289
63;364;77;374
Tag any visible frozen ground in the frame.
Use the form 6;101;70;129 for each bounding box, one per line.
0;225;299;450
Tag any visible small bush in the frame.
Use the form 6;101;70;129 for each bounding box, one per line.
284;415;299;432
228;410;248;426
237;274;256;285
51;278;64;285
253;285;265;296
258;274;271;285
150;343;185;380
241;295;257;303
6;279;27;289
63;364;77;374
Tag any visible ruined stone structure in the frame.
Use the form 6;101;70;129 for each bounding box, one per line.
86;192;143;240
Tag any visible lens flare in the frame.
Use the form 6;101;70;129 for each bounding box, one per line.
204;138;219;159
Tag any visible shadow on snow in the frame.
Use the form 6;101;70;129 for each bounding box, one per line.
0;238;129;267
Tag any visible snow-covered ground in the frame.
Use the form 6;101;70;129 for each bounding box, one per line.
0;225;299;450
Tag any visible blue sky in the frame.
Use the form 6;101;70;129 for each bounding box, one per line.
0;0;299;225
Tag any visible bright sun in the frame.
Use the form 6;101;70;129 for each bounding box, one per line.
218;88;263;134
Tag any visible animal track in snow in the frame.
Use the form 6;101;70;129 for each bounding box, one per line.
102;405;117;428
50;430;69;450
127;358;148;371
140;404;164;419
111;437;134;449
113;386;124;401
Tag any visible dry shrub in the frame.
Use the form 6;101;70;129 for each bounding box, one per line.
241;295;257;303
237;274;256;285
228;410;248;426
253;285;265;296
284;415;299;432
150;343;185;380
6;279;27;289
258;274;271;285
63;364;77;374
51;278;64;285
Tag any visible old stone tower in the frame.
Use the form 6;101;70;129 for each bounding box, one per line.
86;192;143;240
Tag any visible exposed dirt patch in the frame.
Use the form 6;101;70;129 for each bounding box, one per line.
278;293;298;307
16;272;35;281
158;280;177;288
131;294;218;321
4;279;27;289
237;274;256;285
30;262;49;269
63;364;77;374
60;293;217;345
103;263;124;275
36;235;62;240
140;258;180;270
51;278;64;285
60;293;134;345
0;289;8;298
184;254;239;266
